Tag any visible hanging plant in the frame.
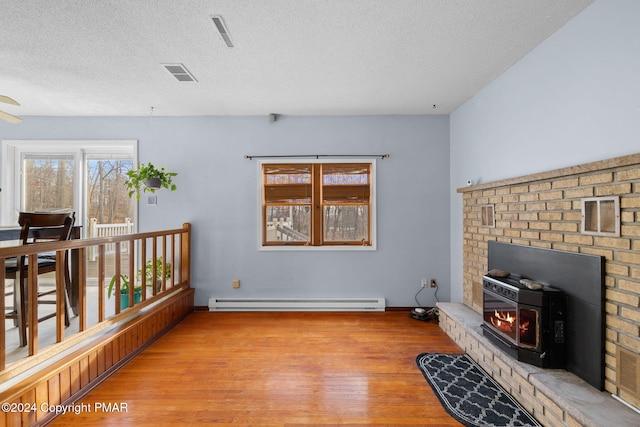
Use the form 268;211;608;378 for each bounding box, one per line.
125;162;177;200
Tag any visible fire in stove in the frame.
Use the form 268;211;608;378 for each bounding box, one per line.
490;310;530;336
490;310;514;332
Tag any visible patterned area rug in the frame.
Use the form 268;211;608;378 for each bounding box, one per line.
416;353;542;427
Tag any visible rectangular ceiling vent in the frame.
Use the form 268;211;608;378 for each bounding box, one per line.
211;15;234;48
162;63;197;82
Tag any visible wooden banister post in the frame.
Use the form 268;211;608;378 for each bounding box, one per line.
56;250;65;343
28;254;38;356
77;246;87;332
181;223;191;286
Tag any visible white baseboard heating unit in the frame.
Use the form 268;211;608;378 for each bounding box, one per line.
208;297;386;312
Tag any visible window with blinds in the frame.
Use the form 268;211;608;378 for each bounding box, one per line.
261;161;374;247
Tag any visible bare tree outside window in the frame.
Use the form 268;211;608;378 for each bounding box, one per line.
23;156;75;212
87;159;134;224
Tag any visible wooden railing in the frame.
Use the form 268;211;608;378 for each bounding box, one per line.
87;217;135;260
0;223;191;381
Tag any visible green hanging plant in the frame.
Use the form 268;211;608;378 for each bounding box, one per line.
125;162;177;200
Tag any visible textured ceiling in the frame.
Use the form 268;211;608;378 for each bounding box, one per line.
0;0;594;118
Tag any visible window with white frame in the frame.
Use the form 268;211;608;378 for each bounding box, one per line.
259;159;376;249
1;140;137;230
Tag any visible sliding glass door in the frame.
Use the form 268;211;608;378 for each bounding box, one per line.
86;157;135;226
2;140;137;317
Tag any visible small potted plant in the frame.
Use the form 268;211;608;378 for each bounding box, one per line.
137;257;172;292
108;274;142;309
125;162;177;200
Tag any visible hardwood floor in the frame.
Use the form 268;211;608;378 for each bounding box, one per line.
49;311;463;426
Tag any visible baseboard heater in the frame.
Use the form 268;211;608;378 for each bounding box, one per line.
208;297;386;312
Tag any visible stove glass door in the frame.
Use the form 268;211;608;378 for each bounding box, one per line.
483;289;518;344
518;306;540;350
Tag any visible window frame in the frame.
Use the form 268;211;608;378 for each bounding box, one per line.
257;158;377;251
1;140;137;229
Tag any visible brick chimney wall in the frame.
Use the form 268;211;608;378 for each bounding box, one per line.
458;153;640;406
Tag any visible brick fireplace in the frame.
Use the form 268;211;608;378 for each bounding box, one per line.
437;302;639;426
452;153;640;419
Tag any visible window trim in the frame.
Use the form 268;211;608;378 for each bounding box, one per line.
1;140;137;228
257;158;377;251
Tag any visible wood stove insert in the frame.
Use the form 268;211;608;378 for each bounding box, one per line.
482;274;566;368
486;241;605;390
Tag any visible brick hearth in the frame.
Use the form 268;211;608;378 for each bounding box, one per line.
437;302;640;426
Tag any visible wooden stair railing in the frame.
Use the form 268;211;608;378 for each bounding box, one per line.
0;223;191;381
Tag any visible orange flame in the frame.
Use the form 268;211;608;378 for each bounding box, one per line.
491;310;515;332
489;310;532;337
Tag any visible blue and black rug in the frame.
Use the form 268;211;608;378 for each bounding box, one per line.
416;353;542;427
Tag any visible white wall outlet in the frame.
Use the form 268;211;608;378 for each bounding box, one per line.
232;279;240;289
421;278;428;288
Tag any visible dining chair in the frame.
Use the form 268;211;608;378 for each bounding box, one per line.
4;211;75;347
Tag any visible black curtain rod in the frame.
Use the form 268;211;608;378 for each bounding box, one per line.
244;154;390;160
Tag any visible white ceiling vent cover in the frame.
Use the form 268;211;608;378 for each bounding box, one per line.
211;15;234;48
162;63;197;82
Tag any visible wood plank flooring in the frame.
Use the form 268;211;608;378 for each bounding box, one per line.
48;311;464;426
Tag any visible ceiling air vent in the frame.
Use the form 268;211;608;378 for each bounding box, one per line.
211;15;234;48
162;63;197;82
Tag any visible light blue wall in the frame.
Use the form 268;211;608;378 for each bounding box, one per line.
8;1;632;308
449;0;640;301
0;115;450;307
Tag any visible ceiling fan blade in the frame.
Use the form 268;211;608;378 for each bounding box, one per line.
0;109;23;124
0;95;20;106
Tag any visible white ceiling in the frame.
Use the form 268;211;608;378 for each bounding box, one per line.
0;0;594;118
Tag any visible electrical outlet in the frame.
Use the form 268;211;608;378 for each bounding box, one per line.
232;279;240;289
421;278;428;288
430;278;437;288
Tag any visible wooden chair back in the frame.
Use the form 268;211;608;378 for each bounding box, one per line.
18;211;75;245
8;211;76;346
